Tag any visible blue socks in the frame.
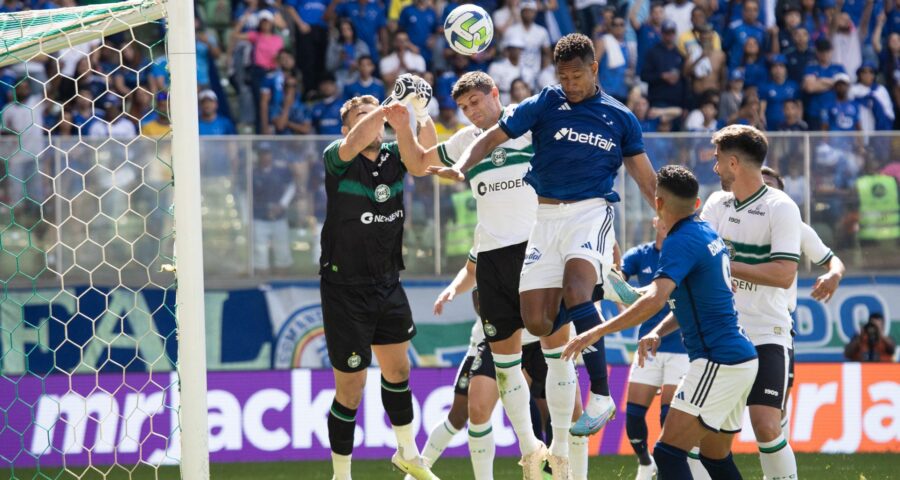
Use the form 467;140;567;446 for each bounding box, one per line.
654;441;692;479
700;452;743;479
566;301;610;396
660;403;670;426
626;403;652;465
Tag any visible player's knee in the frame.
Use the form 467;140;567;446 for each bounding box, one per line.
381;364;411;384
468;401;492;425
524;317;551;337
335;384;365;410
448;405;469;430
751;416;783;442
561;281;592;308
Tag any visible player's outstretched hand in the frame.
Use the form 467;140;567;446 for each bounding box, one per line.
426;165;465;182
810;272;841;303
383;73;419;106
562;328;602;361
434;286;456;315
637;333;661;368
383;103;410;130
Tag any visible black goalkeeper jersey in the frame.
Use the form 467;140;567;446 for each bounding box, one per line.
319;139;407;284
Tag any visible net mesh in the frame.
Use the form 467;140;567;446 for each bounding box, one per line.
0;1;184;478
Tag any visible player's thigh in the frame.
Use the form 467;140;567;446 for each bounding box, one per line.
520;287;563;337
320;279;377;373
660;384;678;406
658;406;710;451
747;344;790;412
519;215;565;294
627;351;665;402
669;358;758;438
699;431;737;460
478;243;528;346
561;257;599;306
372;341;411;383
333;368;368;409
626;382;659;407
560;202;616;282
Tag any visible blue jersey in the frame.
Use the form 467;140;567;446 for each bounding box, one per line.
498;85;645;202
824;99;860;132
335;0;386;62
635;24;662;76
622;242;687;354
725;22;766;70
761;79;800;129
804;63;846;121
199;115;237;135
399;5;437;63
311;97;343;135
343;78;386;102
653;214;757;365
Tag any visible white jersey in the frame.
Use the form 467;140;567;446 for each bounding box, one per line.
438;105;537;254
787;223;835;312
700;186;802;348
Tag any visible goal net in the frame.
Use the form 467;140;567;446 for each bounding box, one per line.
0;1;207;478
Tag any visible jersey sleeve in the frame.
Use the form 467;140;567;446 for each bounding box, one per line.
498;89;545;139
654;236;695;287
699;191;725;231
437;127;473;167
800;222;833;265
769;197;802;263
621;246;641;280
621;110;646;157
323;139;351;176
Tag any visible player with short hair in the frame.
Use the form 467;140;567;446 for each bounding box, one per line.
389;71;551;478
619;217;689;480
700;125;801;480
562;165;759;479
320;88;439;480
429;34;658;469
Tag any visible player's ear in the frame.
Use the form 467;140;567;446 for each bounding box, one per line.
341;125;349;136
491;86;500;99
693;197;701;211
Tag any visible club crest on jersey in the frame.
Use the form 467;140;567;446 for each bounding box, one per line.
374;184;391;202
490;148;507;166
348;353;362;369
724;240;736;259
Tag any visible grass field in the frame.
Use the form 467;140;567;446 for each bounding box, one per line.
11;453;900;479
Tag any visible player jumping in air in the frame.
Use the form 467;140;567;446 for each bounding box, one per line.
430;33;658;474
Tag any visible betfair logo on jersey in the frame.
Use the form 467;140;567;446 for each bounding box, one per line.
553;127;617;151
360;209;404;224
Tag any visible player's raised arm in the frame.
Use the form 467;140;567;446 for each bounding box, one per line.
337;104;388;161
426;124;509;181
385;104;441;176
563;278;676;360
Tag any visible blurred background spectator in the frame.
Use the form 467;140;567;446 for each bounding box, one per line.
844;312;897;362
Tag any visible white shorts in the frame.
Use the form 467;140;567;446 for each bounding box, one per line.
519;199;615;292
629;351;690;388
670;358;758;433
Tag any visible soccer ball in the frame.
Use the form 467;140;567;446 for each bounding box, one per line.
444;4;494;56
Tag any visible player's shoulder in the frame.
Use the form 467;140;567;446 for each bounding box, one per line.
704;190;735;209
537;84;567;104
762;186;799;209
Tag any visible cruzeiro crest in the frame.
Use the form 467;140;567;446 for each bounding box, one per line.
490;148;507;166
374;184;391;203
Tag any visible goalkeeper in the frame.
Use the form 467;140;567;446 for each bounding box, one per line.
319;75;441;480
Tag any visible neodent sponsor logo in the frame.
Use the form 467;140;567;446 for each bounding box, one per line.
360;209;404;224
553;127;617;151
476;178;526;196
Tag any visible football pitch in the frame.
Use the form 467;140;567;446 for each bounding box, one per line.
11;453;899;479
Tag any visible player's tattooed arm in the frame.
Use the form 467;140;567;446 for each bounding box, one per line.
623;152;658;209
562;278;676;360
338;105;389;161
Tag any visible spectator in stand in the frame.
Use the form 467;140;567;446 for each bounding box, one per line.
799;0;829;40
803;37;847;129
777;98;809;130
849;62;896;131
683;23;725;99
595;15;631;102
760;54;800;129
875;31;900;127
775;3;804;53
535;53;558;89
435;53;471;104
739;36;769;91
724;0;767;70
228;9;285;132
644;20;687;109
142;92;172;138
678;6;722;59
281;93;314;134
58;89;95;136
434;98;463;140
343;55;385;101
310;75;343;135
88;94;136;139
252;141;295;275
684;94;722;132
732;92;765;128
492;0;521;38
830;2;874;82
664;0;694;37
379;31;426;87
630;93;682;132
260;50;297;134
822;72;861;131
288;0;329;93
573;0;607;37
629;0;664;77
488;37;532;104
331;0;388;64
326;18;371;88
719;68;745;122
198;90;237;135
194;16;221;91
398;0;439;67
844;313;897;362
504;0;551;84
510;77;533;103
785;26;815;85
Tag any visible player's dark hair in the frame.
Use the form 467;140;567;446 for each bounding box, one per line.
553;33;595;65
451;71;495;100
761;166;785;190
340;95;379;123
657;165;699;201
710;124;768;167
